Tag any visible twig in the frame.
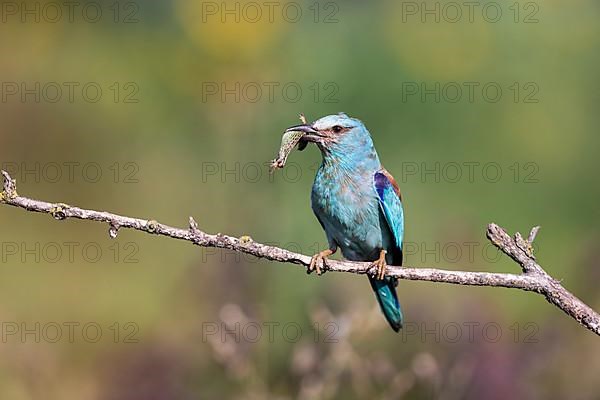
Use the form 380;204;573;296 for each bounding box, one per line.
1;170;599;336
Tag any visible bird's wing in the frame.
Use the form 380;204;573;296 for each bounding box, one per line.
373;168;404;264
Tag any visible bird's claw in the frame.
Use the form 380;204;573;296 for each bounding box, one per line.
372;250;387;280
308;249;334;275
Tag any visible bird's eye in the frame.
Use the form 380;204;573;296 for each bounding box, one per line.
332;125;343;133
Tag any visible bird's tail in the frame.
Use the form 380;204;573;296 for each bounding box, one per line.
369;277;403;332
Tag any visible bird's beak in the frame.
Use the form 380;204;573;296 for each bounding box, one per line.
285;124;321;143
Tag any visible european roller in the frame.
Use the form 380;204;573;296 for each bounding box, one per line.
286;113;404;331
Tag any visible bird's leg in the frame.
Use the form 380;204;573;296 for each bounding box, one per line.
372;249;387;280
309;248;336;275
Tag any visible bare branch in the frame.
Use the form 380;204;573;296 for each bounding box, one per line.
2;170;599;336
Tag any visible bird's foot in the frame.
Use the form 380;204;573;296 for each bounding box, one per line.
309;249;335;275
372;250;387;280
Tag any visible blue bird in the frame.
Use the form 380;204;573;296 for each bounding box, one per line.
287;113;405;331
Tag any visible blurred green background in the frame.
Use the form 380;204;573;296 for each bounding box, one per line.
0;0;599;398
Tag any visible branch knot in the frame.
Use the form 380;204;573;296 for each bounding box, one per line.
146;220;159;233
50;203;70;220
239;235;253;245
108;223;120;239
189;216;199;233
1;170;18;201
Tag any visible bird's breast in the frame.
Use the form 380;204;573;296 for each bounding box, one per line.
311;165;384;261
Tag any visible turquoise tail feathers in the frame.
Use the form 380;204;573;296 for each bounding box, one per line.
369;277;403;332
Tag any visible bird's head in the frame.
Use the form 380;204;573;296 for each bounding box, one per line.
285;113;378;165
